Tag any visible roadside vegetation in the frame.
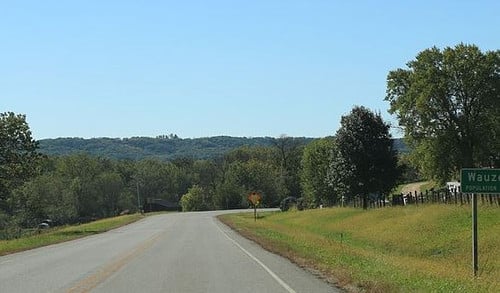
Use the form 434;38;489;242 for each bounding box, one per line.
1;44;498;292
0;213;144;256
2;44;498;232
219;205;499;293
418;181;440;193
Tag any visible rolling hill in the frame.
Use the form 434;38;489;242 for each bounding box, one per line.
38;136;406;160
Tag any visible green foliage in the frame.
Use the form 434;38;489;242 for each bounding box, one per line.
334;106;399;208
224;145;275;164
211;146;289;209
180;185;210;211
95;172;129;217
386;44;500;183
38;136;312;161
135;159;185;203
191;160;221;194
214;180;245;210
0;112;43;213
56;154;107;217
11;174;78;227
272;135;305;199
396;154;421;183
301;137;336;206
38;136;407;162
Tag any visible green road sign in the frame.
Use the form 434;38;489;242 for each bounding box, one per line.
461;168;500;194
460;168;499;277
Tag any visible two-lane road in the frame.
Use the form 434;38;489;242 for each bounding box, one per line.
0;210;340;293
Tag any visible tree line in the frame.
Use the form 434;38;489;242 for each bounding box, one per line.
0;106;400;237
37;135;315;161
1;43;498;238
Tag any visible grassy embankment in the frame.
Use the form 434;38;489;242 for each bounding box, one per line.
0;213;145;256
219;205;499;292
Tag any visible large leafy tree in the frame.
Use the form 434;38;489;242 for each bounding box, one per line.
335;106;399;209
213;146;287;209
11;174;78;227
226;159;285;207
191;160;220;196
301;137;336;206
0;112;43;214
135;160;185;204
386;44;500;182
55;154;104;217
95;172;129;217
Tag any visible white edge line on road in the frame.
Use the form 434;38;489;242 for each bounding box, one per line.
215;219;297;293
0;260;12;265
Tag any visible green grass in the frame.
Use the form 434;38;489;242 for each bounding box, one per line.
0;213;145;256
219;205;499;292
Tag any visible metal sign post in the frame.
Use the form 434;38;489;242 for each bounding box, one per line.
461;168;500;277
248;192;262;222
472;192;478;276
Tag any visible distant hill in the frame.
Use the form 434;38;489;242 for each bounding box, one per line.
38;136;407;160
392;137;409;154
38;136;310;160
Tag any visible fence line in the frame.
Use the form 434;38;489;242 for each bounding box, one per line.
339;189;499;208
391;189;500;207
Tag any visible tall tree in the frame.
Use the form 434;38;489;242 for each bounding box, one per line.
335;106;399;209
11;174;78;227
273;135;304;198
192;160;220;194
0;112;43;213
56;154;104;217
95;172;127;217
301;138;336;206
386;44;500;182
227;159;285;207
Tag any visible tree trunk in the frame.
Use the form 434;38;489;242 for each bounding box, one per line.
362;194;368;210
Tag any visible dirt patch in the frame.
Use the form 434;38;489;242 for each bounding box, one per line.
400;182;427;195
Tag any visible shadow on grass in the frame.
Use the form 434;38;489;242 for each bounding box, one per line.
56;230;101;236
246;213;270;220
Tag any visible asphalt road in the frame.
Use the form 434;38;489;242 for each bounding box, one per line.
0;210;340;293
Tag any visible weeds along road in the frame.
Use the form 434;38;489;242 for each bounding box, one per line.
0;210;339;293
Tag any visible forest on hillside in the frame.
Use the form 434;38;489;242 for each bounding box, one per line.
1;108;405;239
38;136;406;161
38;136;308;160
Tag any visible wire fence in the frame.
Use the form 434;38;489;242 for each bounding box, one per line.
340;189;500;208
392;189;500;207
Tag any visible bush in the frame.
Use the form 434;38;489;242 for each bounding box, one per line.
180;185;210;211
280;197;305;212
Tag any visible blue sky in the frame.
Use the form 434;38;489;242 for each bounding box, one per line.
1;1;499;139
